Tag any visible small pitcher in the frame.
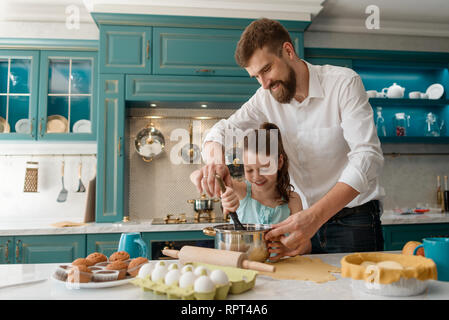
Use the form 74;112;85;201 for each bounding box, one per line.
118;232;148;259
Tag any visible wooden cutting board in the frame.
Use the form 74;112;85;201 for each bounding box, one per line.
258;255;341;283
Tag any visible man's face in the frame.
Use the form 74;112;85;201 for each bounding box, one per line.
245;46;296;103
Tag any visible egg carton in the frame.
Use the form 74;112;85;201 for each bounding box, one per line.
131;262;257;300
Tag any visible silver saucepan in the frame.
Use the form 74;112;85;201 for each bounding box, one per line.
203;224;272;262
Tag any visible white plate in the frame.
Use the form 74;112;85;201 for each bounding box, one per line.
73;119;91;133
50;273;133;289
426;83;444;100
15;118;31;134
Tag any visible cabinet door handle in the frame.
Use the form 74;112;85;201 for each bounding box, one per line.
39;118;44;137
146;40;150;60
30;118;34;138
5;240;10;264
195;69;215;74
118;137;122;157
15;240;21;263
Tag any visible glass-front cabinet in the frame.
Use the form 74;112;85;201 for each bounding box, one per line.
0;49;97;141
38;51;97;140
0;50;39;139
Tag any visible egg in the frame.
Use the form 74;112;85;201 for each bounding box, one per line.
151;266;168;282
168;263;179;271
164;269;181;286
194;275;215;293
194;266;210;277
209;269;229;285
137;262;154;279
155;261;167;269
181;265;194;274
179;271;196;289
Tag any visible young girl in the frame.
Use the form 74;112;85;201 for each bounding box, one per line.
190;122;311;261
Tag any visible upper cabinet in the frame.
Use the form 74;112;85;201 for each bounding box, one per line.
100;25;151;74
0;43;98;141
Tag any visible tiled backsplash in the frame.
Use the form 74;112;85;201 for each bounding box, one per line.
127;108;449;221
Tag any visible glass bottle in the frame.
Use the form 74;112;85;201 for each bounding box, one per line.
437;176;444;213
375;107;387;137
444;176;449;213
424;112;440;137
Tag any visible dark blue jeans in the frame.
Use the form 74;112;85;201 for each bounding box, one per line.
311;200;384;254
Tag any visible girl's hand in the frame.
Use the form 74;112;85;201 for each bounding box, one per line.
221;186;239;214
267;238;312;262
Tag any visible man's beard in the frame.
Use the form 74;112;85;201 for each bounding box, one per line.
269;65;296;104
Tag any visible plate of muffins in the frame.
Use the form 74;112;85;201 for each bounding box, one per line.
51;251;149;289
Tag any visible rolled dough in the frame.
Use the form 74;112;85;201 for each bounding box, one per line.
259;256;341;283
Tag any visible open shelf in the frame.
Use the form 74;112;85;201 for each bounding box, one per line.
369;98;449;106
380;136;449;144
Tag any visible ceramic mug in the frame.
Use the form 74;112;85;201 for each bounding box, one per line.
409;91;421;99
420;93;429;99
118;232;148;259
414;237;449;281
366;90;378;98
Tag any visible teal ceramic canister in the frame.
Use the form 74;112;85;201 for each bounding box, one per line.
118;232;148;259
414;237;449;281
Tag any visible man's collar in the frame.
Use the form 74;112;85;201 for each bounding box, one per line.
303;59;324;99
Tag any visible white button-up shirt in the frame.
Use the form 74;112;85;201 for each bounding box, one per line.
203;60;385;209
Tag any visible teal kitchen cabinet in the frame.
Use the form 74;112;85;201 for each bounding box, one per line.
0;44;98;141
14;235;86;264
100;25;152;74
86;233;121;257
37;50;98;141
0;237;14;264
96;74;127;222
0;50;40;140
382;223;449;251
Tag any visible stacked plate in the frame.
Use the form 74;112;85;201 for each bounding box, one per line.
0;117;10;133
47;115;68;133
15;119;31;134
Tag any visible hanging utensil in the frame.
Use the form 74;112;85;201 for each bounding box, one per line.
134;123;165;163
181;121;201;164
23;161;39;193
56;160;68;202
76;160;86;193
215;174;246;230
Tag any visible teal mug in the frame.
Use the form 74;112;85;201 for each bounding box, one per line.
118;232;148;259
413;237;449;281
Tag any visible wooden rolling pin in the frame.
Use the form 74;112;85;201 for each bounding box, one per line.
162;245;275;273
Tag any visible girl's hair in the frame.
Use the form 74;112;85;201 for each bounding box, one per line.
243;122;294;204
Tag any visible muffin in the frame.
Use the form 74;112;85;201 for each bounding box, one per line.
86;252;108;265
67;265;93;283
54;265;70;281
92;270;120;282
127;257;149;277
109;251;130;263
106;260;128;280
72;258;94;267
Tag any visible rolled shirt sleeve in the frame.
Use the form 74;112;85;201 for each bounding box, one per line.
337;75;384;194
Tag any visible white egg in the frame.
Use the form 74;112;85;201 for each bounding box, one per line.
137;263;154;279
209;269;229;285
179;271;196;289
164;269;181;286
155;261;167;269
151;266;168;282
181;265;194;274
194;266;210;277
168;263;179;271
194;275;215;293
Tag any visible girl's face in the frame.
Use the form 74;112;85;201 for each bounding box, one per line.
243;151;283;192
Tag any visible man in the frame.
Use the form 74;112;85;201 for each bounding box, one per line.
193;18;385;255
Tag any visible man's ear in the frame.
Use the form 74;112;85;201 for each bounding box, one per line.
282;42;296;60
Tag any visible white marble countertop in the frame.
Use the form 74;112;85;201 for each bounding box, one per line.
1;252;448;300
1;209;448;236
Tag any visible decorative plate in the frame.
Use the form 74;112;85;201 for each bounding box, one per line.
46;115;68;133
73;119;91;133
426;83;444;100
15;118;31;134
0;116;10;133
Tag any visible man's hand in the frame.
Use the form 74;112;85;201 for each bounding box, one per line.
192;163;232;198
220;186;239;215
267;238;312;262
265;208;320;252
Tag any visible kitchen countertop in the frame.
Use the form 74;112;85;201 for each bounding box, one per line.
1;210;448;236
1;251;448;300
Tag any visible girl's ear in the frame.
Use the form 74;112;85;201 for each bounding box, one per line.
278;154;284;170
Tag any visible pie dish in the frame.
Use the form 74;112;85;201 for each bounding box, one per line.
46;115;68;133
341;252;437;296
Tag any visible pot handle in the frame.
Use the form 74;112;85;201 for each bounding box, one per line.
203;227;216;237
142;156;153;163
187;199;195;204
